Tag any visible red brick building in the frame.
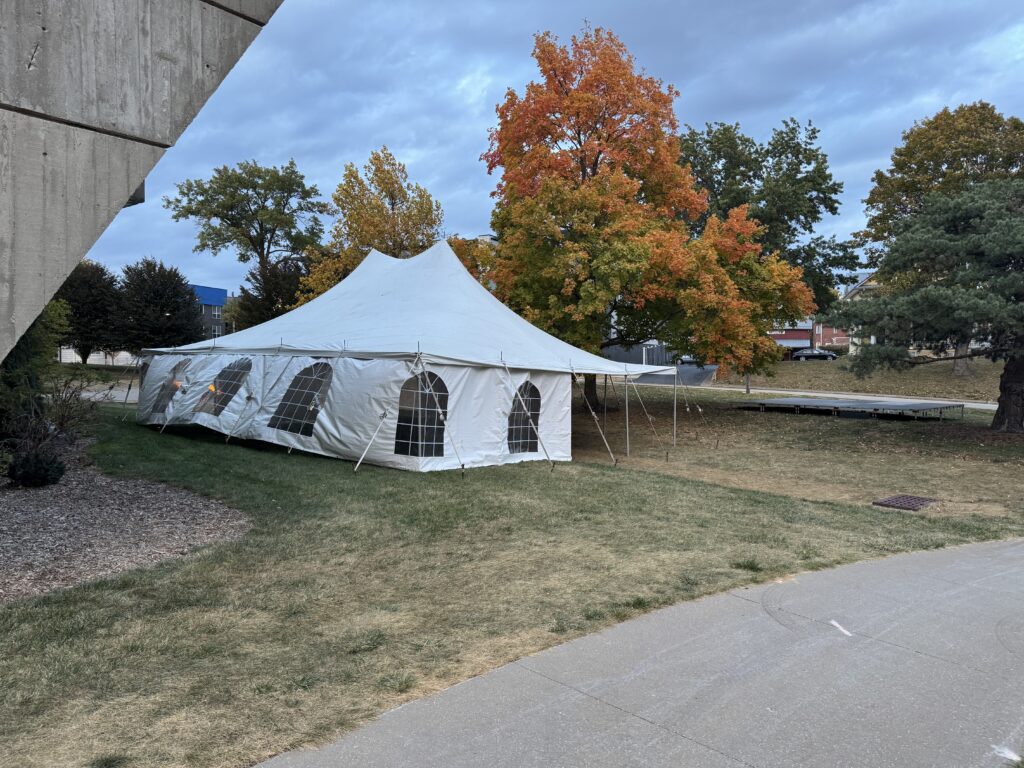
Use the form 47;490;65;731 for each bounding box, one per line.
768;318;850;358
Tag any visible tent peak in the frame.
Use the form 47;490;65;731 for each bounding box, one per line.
363;240;453;265
158;238;673;376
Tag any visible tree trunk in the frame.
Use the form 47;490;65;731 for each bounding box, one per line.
951;341;971;376
991;357;1024;433
583;373;599;408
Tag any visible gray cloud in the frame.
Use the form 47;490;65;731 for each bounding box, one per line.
89;0;1024;290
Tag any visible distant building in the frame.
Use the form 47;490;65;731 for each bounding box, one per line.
58;347;135;367
816;324;851;348
841;272;880;355
768;317;850;357
843;272;880;302
769;319;815;358
190;285;228;339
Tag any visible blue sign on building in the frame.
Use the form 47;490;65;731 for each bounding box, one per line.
191;284;228;307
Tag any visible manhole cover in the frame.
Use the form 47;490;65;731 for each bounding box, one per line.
873;495;938;511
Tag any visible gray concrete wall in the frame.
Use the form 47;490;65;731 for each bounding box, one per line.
0;0;283;361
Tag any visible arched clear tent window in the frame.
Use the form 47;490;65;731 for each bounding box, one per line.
152;360;190;415
268;362;333;437
194;358;253;417
508;380;540;453
394;372;447;457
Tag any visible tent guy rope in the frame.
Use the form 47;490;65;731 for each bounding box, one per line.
502;362;554;471
571;367;617;466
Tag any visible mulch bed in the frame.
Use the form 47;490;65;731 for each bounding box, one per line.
0;440;250;603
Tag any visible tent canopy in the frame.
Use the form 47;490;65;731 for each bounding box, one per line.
153;241;673;376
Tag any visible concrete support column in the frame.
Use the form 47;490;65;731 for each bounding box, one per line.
0;0;284;361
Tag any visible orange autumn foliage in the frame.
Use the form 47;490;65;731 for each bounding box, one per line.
296;146;444;305
484;27;813;373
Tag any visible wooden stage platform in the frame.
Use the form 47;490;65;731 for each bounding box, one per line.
743;396;966;420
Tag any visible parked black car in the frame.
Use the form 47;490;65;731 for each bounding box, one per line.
792;348;838;361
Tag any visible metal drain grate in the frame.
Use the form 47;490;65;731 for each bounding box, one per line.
873;495;938;511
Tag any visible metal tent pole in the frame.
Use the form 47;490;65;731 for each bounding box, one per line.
603;374;608;430
672;370;678;447
354;410;389;472
624;370;630;457
120;357;140;421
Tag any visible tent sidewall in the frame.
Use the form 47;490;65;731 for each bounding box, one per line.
136;354;571;472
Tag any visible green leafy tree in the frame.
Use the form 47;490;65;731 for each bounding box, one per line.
119;258;204;354
858;101;1024;372
827;180;1024;432
0;300;69;428
222;296;242;335
680;119;858;310
860;101;1024;253
235;261;305;329
164;159;332;327
54;260;121;363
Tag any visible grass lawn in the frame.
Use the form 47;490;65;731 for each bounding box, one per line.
580;385;1024;518
714;357;1004;401
2;401;1022;768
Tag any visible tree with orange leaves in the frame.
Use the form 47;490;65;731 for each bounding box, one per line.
295;146;444;305
484;27;813;375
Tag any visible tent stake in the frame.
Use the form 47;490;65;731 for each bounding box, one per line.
571;369;617;466
354;410;389;472
502;362;554;471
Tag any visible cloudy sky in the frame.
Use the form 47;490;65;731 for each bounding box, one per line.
88;0;1024;291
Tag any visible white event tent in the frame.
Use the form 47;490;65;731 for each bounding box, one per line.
136;241;675;471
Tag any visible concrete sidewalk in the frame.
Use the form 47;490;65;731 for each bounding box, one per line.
261;539;1024;768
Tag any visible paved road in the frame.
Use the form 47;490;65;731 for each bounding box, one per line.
261;539;1024;768
699;384;999;412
